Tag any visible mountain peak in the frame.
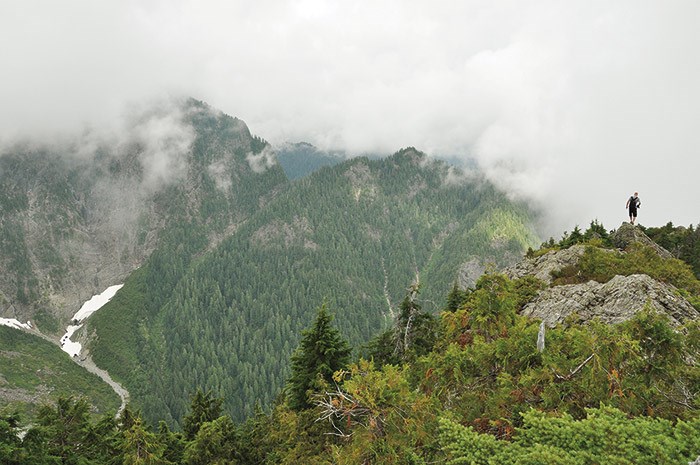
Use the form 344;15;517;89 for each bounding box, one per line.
611;222;673;258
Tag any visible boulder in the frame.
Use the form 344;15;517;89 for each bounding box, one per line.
504;244;589;284
522;274;699;327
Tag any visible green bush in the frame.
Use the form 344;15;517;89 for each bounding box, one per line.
439;406;700;465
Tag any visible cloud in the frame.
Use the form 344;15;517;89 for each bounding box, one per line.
1;1;699;234
443;165;482;187
246;146;276;174
208;160;232;191
126;103;196;193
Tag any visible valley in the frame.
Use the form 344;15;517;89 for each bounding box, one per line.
0;99;540;427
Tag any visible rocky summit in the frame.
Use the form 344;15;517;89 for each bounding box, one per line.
507;223;699;327
611;222;673;258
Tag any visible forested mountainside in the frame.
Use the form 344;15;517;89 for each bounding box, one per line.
86;147;539;425
0;98;286;329
2;221;699;464
0;98;285;419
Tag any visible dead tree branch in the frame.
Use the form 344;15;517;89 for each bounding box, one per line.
552;353;595;382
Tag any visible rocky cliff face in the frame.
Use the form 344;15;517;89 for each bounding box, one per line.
0;99;287;330
507;223;699;327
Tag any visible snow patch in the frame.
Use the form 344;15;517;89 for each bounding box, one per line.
0;318;32;330
60;325;83;358
73;284;124;322
60;284;123;358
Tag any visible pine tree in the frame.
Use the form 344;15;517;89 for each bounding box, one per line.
182;389;224;441
34;396;93;462
287;304;351;410
122;417;168;465
182;415;239;465
0;413;24;465
445;281;468;313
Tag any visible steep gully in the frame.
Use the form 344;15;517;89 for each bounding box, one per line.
58;284;130;415
1;288;131;415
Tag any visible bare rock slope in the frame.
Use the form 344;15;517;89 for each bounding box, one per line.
522;274;698;327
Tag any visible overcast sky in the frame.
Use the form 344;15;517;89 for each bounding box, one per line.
1;1;698;235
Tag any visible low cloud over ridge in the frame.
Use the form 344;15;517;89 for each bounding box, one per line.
1;1;698;234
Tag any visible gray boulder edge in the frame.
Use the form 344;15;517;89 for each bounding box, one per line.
521;274;699;327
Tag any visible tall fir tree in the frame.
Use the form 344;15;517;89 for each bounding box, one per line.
286;304;351;410
182;389;224;441
122;417;168;465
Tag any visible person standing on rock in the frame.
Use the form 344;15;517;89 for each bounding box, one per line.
626;192;641;225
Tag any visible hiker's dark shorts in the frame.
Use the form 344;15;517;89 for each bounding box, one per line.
629;208;637;217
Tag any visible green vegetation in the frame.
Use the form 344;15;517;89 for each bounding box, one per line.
557;243;700;295
1;101;539;431
0;327;120;419
528;219;611;258
439;406;700;465
642;222;700;278
530;220;700;307
182;389;223;441
3;260;698;464
5;100;700;462
535;220;700;310
275;142;345;180
286;305;351;410
31;309;61;335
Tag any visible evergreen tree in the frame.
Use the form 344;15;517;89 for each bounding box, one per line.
583;219;610;244
445;281;469;313
0;413;24;465
122;417;168;465
365;284;438;366
182;389;224;441
363;328;396;367
118;404;141;433
183;416;239;465
157;421;186;465
286;304;351;410
34;396;93;462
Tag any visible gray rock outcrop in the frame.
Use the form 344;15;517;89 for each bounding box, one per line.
522;274;699;327
458;258;487;289
611;222;673;258
504;244;590;284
